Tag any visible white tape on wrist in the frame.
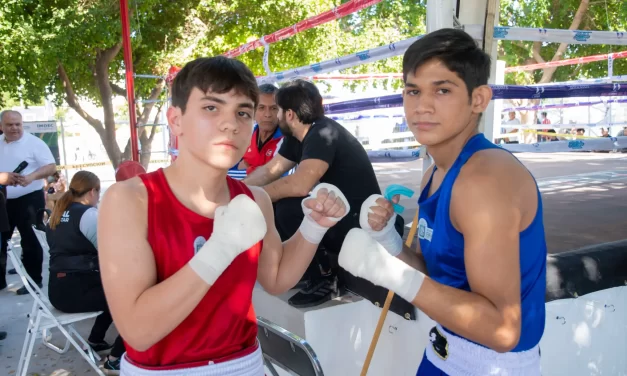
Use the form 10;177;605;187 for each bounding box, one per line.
359;194;403;256
339;228;424;303
188;194;267;285
188;238;231;286
299;183;350;244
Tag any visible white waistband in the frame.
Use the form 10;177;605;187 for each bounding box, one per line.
120;346;265;376
425;325;541;376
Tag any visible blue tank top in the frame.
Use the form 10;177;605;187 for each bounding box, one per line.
417;133;546;352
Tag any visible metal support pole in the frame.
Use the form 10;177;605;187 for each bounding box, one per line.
60;119;69;178
120;0;139;162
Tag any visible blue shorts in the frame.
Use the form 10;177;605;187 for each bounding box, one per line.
416;351;449;376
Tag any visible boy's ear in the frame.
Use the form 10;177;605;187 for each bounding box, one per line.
471;85;493;114
167;106;183;137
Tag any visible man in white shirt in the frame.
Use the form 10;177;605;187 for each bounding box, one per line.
0;110;56;294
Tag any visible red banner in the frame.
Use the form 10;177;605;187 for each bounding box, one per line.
222;0;382;58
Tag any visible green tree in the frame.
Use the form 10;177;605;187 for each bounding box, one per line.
1;0;426;169
499;0;626;125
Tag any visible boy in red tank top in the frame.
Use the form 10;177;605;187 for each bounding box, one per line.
98;57;349;375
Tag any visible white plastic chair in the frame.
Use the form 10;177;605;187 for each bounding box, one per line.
7;244;106;376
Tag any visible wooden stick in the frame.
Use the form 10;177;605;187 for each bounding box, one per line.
360;209;420;376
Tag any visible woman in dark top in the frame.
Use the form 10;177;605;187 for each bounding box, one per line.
47;171;123;373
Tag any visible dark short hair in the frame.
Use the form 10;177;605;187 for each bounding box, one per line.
403;28;491;97
171;56;259;113
258;83;278;95
275;79;324;124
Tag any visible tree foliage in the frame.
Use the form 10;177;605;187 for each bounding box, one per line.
0;0;426;168
499;0;627;85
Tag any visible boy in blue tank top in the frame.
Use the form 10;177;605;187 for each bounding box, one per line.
338;28;546;375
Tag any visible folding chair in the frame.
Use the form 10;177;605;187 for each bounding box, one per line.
257;316;324;376
7;244;106;376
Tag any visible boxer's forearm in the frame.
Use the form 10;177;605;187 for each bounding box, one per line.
114;266;210;351
412;279;521;353
261;231;318;295
397;245;428;274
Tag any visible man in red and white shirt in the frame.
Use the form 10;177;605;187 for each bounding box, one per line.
238;84;284;175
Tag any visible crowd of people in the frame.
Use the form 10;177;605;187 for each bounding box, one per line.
0;28;551;376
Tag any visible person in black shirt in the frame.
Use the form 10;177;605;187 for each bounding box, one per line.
244;79;402;307
46;171;124;372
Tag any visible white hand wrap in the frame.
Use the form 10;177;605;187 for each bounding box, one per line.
359;194;403;257
189;194;267;285
298;183;350;244
339;228;424;303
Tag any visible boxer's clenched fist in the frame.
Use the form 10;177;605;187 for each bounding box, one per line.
213;194;267;252
361;194;398;232
339;228;424;303
359;194;402;256
299;183;350;244
189;194;267;285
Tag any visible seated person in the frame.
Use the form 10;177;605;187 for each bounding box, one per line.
244;79;402;308
238;83;284;174
46;171;124;373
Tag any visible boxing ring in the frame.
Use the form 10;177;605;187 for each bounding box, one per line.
118;0;627;374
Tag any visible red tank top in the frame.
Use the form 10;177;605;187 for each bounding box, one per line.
126;169;261;367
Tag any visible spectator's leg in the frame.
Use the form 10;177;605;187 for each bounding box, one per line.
48;272;119;351
1;211;18;288
13;191;45;285
0;232;4;289
110;336;126;358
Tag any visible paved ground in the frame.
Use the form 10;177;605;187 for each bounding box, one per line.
1;151;626;375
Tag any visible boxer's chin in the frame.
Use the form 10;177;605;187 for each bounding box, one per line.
206;150;245;171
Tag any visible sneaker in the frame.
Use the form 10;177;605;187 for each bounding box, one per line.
288;276;339;308
8;268;17;275
102;356;121;375
16;282;43;295
0;331;7;341
88;340;114;353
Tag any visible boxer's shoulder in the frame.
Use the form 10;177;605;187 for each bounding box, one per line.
456;148;534;193
100;177;148;221
105;177;147;203
246;185;273;218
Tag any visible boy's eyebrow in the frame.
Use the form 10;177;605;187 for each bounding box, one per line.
404;80;460;88
238;102;254;109
201;95;226;104
201;95;254;109
433;79;459;87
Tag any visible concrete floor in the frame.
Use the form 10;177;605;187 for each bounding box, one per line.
1;151;626;375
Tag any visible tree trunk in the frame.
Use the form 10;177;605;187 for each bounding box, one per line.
534;0;590;84
58;41;165;171
121;80;165;168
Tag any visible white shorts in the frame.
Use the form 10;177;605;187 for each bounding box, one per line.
425;325;541;376
120;345;265;376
